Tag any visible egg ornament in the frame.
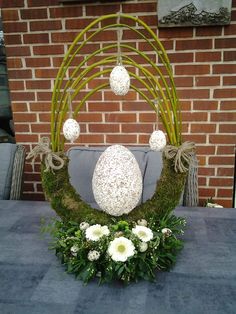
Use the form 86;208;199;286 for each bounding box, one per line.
109;65;130;96
149;130;166;151
92;145;143;216
63;118;80;143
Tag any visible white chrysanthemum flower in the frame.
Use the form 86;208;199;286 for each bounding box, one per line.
87;250;100;261
85;224;110;241
70;244;79;256
80;222;90;231
108;237;135;262
161;228;172;237
139;241;148;253
132;225;153;242
137;219;148;227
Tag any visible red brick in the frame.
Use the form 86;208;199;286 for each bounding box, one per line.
209;178;233;187
38;113;50;122
219;124;236;133
122;2;156;13
138;40;173;52
217;145;235;155
196;26;222;36
89;124;119;133
8;69;32;79
175;64;210;75
217;168;234;177
50;6;82;18
195;76;220;87
88;102;120;112
122;124;153;133
193;100;218;111
182;112;208;121
51;32;78;43
11;102;28;112
28;0;59;7
65;18;95;30
78;134;104;144
77;113;102;122
35;69;58;78
213;64;236;74
26;80;51;90
6;46;30;57
29;102;51;112
176;39;212;50
196;145;216;155
191;123;216;133
0;0;24;7
106;134;137;144
209;135;236;144
122;102;152;112
25;57;51;68
195;51;221;62
86;4;118;16
168;52;193;63
217;189;233;198
178;89;210;99
138;15;158;26
214;88;236;98
105;113;136;123
224;51;236;61
33;45;64;55
3;22;27;33
183;134;206;144
220;101;236;110
9;80;24;90
11;91;35;101
211;112;236;122
14;124;30;132
104;91;137;101
223;76;236;85
4;34;22;45
159;27;193;38
7;56;23;67
198;188;216;197
31;124;51;133
198;167;215;176
198;177;207;186
215;38;236;48
1;9;19;21
23;33;49;44
14;113;37;122
21;8;48;20
37;92;52;101
30;20;62;32
139;113;156;122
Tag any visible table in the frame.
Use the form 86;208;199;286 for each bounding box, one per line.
0;201;235;314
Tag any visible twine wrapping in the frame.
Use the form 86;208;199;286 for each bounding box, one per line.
117;12;123;65
164;141;196;173
26;137;65;172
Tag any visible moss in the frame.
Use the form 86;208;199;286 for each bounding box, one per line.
41;155;187;224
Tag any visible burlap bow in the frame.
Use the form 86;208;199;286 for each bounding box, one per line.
26;137;64;172
164;141;196;173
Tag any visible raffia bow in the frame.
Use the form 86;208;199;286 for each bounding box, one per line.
26;137;65;172
164;141;196;173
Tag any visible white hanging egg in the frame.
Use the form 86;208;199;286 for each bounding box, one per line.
109;65;130;96
63;118;80;143
149;130;166;151
92;145;143;216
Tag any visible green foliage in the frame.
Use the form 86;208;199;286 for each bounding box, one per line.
45;213;186;284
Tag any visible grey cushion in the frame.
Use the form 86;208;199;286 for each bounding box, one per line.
0;143;17;199
68;147;163;210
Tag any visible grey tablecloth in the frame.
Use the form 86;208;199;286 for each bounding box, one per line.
0;201;235;314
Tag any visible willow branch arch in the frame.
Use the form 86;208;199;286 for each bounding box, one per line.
42;13;189;224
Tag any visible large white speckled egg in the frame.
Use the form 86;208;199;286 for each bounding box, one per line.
92;145;143;216
149;130;166;151
63;118;80;143
109;65;130;96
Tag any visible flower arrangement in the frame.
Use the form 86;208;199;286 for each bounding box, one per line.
45;214;186;284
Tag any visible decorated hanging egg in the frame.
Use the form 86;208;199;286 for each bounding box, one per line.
63;118;80;143
92;145;143;216
149;130;166;151
109;65;130;96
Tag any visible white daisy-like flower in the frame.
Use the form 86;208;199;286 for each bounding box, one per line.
87;250;100;261
132;225;153;242
139;241;148;253
85;224;110;241
108;237;135;262
137;219;148;227
80;222;90;231
70;244;79;256
161;228;172;237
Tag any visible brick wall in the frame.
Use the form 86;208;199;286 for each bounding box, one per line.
0;0;235;207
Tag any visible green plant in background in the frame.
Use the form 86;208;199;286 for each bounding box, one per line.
50;13;182;152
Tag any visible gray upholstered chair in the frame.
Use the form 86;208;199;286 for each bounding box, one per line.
0;143;26;200
68;146;198;209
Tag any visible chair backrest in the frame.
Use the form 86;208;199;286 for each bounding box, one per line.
0;143;25;200
68;146;198;209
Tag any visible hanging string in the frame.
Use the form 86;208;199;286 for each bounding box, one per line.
117;12;123;65
153;98;159;131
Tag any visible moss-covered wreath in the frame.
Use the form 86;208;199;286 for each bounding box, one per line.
29;14;195;283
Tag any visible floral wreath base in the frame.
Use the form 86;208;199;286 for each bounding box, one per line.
45;212;186;284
